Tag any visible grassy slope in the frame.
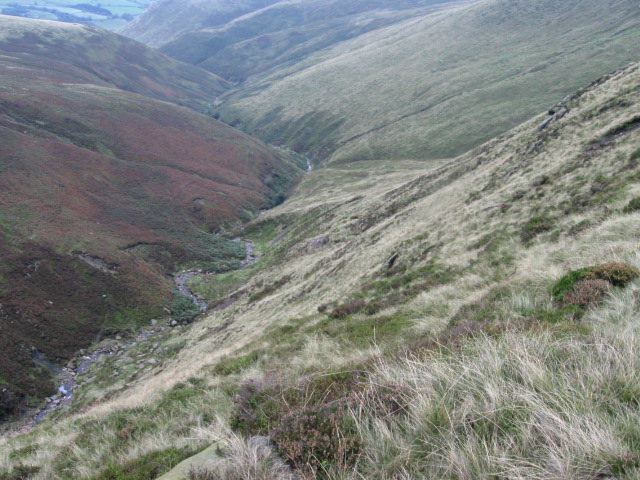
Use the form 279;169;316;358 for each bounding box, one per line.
217;0;640;164
118;0;282;48
157;0;475;83
0;16;304;420
2;57;639;478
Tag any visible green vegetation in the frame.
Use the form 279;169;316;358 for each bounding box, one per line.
0;465;40;480
521;215;553;243
171;295;201;324
623;197;640;213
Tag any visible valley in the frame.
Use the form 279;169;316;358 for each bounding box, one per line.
1;1;640;479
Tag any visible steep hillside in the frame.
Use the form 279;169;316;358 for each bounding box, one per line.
0;17;304;421
216;0;640;164
2;58;639;479
119;0;281;48
156;0;475;83
0;15;230;112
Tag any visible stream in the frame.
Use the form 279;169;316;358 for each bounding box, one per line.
28;239;258;425
173;239;257;311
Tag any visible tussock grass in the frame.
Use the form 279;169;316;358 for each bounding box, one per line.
344;286;640;479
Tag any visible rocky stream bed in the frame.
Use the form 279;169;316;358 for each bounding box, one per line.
27;239;258;425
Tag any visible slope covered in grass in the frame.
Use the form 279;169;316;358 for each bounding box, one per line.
119;0;282;48
216;0;640;164
155;0;475;83
2;56;639;478
0;16;304;421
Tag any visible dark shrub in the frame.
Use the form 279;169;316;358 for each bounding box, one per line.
0;465;40;480
584;262;640;287
171;294;200;323
272;402;361;479
329;300;366;319
562;279;611;308
552;268;592;302
552;262;638;303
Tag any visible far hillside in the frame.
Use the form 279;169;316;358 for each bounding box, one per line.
130;0;636;165
0;0;154;30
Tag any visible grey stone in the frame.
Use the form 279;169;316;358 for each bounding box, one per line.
308;236;331;250
554;106;569;120
537;117;553;132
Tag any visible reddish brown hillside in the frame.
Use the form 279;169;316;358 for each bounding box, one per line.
0;15;230;111
0;16;303;420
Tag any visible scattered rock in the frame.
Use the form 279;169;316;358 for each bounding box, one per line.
147;358;157;365
150;319;158;326
554;106;569;120
537;117;553;132
170;320;178;327
308;236;331;250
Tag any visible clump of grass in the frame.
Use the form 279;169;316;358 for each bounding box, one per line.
213;350;264;376
520;215;553;242
623;197;640;213
86;447;197;480
347;322;640;479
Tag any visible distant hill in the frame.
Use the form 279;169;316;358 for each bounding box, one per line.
213;0;640;164
119;0;283;48
127;0;640;165
0;0;154;31
0;16;303;419
152;0;476;83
